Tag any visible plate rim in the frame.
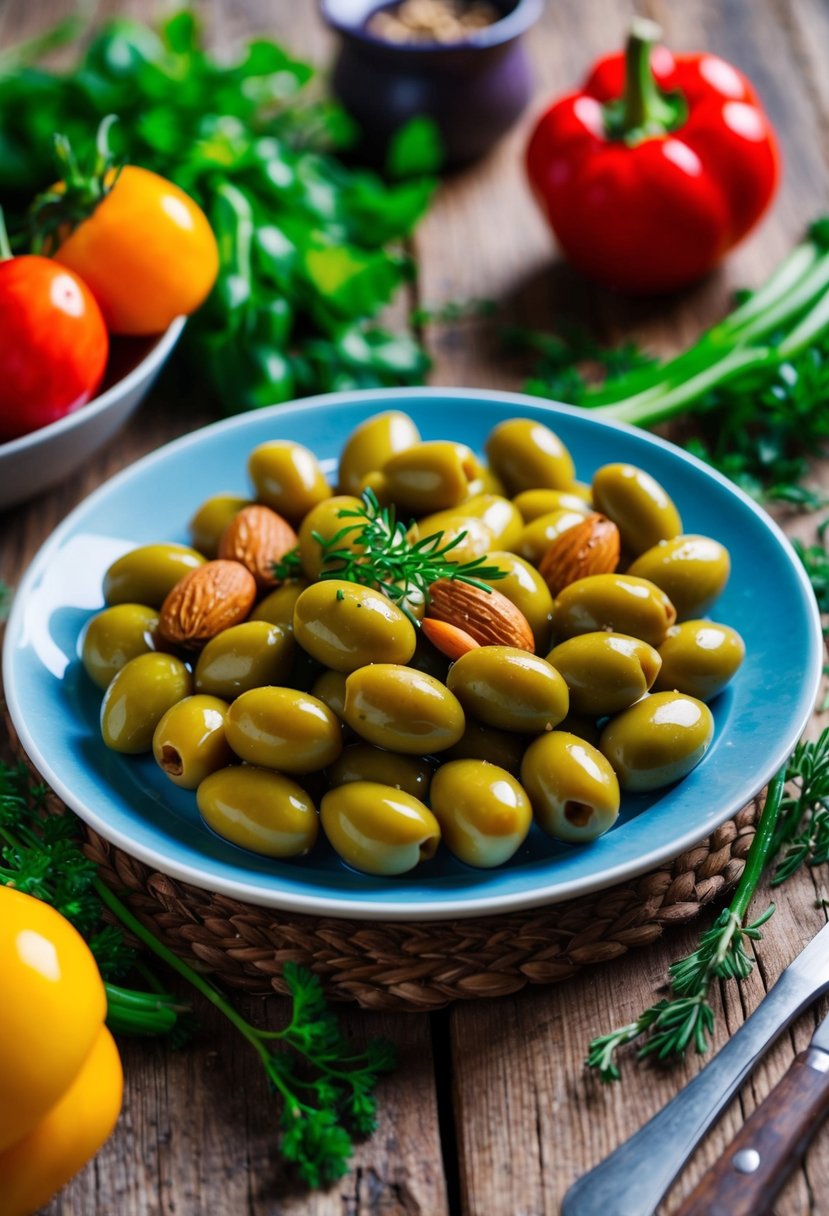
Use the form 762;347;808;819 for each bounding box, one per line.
4;386;823;920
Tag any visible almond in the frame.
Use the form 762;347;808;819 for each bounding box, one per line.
538;513;620;596
159;560;257;647
421;616;481;660
218;505;298;590
426;579;535;652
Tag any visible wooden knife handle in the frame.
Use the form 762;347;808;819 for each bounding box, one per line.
674;1050;829;1216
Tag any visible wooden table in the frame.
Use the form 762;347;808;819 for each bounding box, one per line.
2;0;829;1212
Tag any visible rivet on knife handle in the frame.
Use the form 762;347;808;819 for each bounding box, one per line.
673;1048;829;1216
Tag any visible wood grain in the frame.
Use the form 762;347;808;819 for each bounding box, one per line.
1;0;829;1213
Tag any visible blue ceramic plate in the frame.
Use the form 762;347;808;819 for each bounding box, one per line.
4;389;822;920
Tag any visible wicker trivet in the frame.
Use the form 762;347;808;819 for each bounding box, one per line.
7;714;759;1011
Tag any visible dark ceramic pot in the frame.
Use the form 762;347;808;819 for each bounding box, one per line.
319;0;544;169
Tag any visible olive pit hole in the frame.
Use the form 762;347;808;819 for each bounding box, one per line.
160;745;184;777
420;836;439;861
564;800;593;828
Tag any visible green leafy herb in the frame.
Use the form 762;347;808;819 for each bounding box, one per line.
586;768;785;1082
0;760;395;1182
0;580;11;622
0;11;434;411
314;488;506;623
386;114;445;179
272;548;303;581
520;221;829;503
793;517;829;629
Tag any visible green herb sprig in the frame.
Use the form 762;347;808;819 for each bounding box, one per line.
587;769;784;1082
0;760;395;1182
308;488;506;622
587;731;829;1082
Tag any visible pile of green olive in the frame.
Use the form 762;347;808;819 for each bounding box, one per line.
79;411;745;878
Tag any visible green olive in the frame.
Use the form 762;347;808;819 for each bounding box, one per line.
197;765;318;858
512;488;592;522
81;603;160;690
103;544;205;608
553;573;677;646
441;719;527;773
655;620;745;701
411;512;494;563
379;440;479;514
591;463;682;556
516;509;585;565
520;732;620;842
484;418;576;495
297;495;363;581
327;743;434;799
293;580;417;673
188;494;251;557
337;410;421;496
482;551;555;652
429;760;532;867
449;494;524;550
321;781;440;875
248;440;332;522
250;580;310;630
225;687;343;773
627;535;731;620
599;691;714;791
100;653;192;754
311;669;349;720
194;622;294;699
152;695;233;788
447;646;568;733
343;664;465;753
546;631;662;716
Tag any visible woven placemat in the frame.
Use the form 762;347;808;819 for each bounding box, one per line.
7;714;759;1011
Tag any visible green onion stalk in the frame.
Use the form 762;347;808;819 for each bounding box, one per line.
581;219;829;427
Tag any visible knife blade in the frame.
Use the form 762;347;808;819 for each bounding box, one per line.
562;918;829;1216
673;1002;829;1216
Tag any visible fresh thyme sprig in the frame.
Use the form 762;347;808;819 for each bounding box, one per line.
310;488;506;623
586;768;786;1083
0;759;395;1182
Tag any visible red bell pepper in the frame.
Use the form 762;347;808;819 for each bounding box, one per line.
525;18;780;294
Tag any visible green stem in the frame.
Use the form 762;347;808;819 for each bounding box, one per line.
0;14;82;74
0;208;13;262
619;18;677;136
728;767;787;922
104;984;184;1036
93;876;270;1065
594;344;776;427
727;252;829;347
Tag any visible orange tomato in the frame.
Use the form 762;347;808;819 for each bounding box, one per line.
0;886;107;1152
0;1026;123;1216
54;165;219;335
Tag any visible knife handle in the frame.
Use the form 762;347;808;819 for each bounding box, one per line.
674;1050;829;1216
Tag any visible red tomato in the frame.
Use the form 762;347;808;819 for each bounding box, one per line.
0;256;109;443
54;166;219;336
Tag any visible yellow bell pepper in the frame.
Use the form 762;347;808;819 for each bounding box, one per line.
0;886;122;1213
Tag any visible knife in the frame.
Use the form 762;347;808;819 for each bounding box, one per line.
673;1005;829;1216
562;918;829;1216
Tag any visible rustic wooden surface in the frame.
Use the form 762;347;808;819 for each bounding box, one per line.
1;0;828;1212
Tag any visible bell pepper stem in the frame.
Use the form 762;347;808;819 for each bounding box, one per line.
620;18;677;135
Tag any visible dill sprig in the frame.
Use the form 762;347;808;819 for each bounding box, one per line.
0;759;395;1182
586;768;786;1083
312;488;506;623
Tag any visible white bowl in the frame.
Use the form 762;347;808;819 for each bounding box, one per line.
0;316;186;510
